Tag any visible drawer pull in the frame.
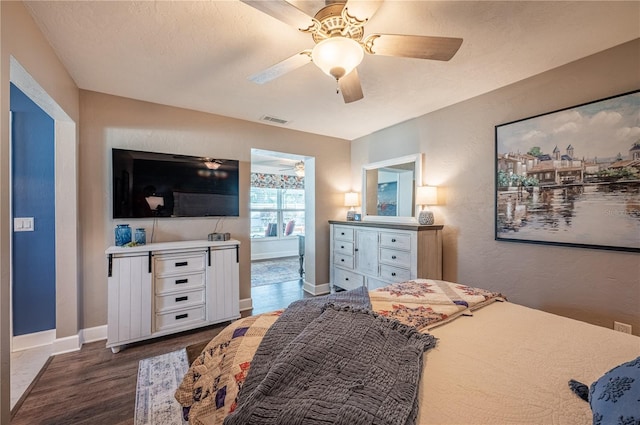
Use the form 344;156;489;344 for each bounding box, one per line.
175;278;188;284
391;255;397;259
341;245;345;249
176;296;188;302
175;261;188;267
345;277;349;281
391;238;397;242
341;259;345;262
354;248;359;252
341;232;345;236
391;272;397;277
176;313;189;320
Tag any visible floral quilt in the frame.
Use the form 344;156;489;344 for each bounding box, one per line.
370;279;505;331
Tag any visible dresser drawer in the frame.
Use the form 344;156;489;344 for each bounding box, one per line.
334;253;354;269
154;252;206;276
155;305;206;332
334;226;354;242
334;240;354;256
155;288;205;313
379;248;411;269
379;264;411;282
334;268;364;291
379;232;411;251
155;272;205;294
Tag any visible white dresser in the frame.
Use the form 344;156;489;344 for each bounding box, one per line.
105;239;240;352
329;221;443;291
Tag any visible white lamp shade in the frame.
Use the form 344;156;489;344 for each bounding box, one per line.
344;191;360;207
312;37;364;80
416;186;438;206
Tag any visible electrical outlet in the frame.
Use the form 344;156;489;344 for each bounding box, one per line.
613;321;632;335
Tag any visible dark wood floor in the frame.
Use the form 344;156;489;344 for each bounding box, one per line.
252;278;313;315
10;279;311;424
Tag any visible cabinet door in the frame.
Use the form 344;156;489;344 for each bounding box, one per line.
206;247;240;322
107;255;152;346
355;230;379;276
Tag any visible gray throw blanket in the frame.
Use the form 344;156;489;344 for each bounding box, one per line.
223;287;437;425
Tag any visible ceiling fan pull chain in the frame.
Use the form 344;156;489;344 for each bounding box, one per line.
336;78;340;95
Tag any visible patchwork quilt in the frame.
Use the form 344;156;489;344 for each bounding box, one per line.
174;280;505;425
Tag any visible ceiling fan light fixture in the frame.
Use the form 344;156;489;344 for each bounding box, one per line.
204;160;222;170
311;36;364;80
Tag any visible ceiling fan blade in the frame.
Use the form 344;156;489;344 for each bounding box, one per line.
248;50;312;84
240;0;316;31
364;34;463;61
339;68;364;103
343;0;383;25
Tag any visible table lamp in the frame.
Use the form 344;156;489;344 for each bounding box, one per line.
416;186;438;225
344;192;359;221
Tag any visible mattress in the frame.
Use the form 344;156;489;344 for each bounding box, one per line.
176;283;640;425
419;301;640;424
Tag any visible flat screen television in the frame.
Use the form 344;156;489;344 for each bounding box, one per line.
112;148;239;218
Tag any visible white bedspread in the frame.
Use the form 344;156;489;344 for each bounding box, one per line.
418;301;640;424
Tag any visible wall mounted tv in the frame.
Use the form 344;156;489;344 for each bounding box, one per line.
112;148;239;218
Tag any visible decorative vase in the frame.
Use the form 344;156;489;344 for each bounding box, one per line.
418;210;434;225
134;228;146;245
115;224;132;246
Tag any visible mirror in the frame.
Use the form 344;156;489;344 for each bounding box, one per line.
362;154;422;223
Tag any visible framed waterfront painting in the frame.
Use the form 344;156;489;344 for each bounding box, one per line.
495;90;640;253
377;181;398;216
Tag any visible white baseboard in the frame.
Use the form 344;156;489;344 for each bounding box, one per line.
52;335;80;355
12;325;108;355
11;329;55;352
303;281;330;296
239;297;253;312
81;325;107;344
251;251;298;261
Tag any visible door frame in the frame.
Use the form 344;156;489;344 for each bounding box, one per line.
9;56;79;353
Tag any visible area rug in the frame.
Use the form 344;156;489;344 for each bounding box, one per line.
251;256;302;287
135;349;188;425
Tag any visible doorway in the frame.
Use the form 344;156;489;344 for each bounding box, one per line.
8;57;79;412
250;149;313;312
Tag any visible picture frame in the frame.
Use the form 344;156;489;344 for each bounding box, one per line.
495;90;640;253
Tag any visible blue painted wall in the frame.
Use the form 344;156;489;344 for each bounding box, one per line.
10;83;56;336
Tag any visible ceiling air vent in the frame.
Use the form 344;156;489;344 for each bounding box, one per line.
260;115;289;125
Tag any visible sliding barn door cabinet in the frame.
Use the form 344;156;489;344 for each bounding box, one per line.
105;240;240;353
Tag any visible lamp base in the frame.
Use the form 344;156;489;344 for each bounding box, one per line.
418;210;434;225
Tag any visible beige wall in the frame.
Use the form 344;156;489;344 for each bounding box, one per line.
352;39;640;335
79;90;351;329
1;1;80;422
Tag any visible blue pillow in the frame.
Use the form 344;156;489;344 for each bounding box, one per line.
571;356;640;425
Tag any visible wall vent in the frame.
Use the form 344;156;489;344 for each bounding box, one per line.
260;115;289;125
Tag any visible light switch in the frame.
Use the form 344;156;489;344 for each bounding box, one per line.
13;217;34;232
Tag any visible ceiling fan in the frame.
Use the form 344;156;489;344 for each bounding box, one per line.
241;0;463;103
279;160;305;177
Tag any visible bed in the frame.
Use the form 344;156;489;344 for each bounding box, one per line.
175;280;640;425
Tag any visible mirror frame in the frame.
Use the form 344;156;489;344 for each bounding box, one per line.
361;154;423;224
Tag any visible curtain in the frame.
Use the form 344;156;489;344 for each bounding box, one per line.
250;173;304;190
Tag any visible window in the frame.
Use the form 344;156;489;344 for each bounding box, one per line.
250;187;305;239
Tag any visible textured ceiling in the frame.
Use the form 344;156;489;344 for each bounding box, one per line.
24;1;640;141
